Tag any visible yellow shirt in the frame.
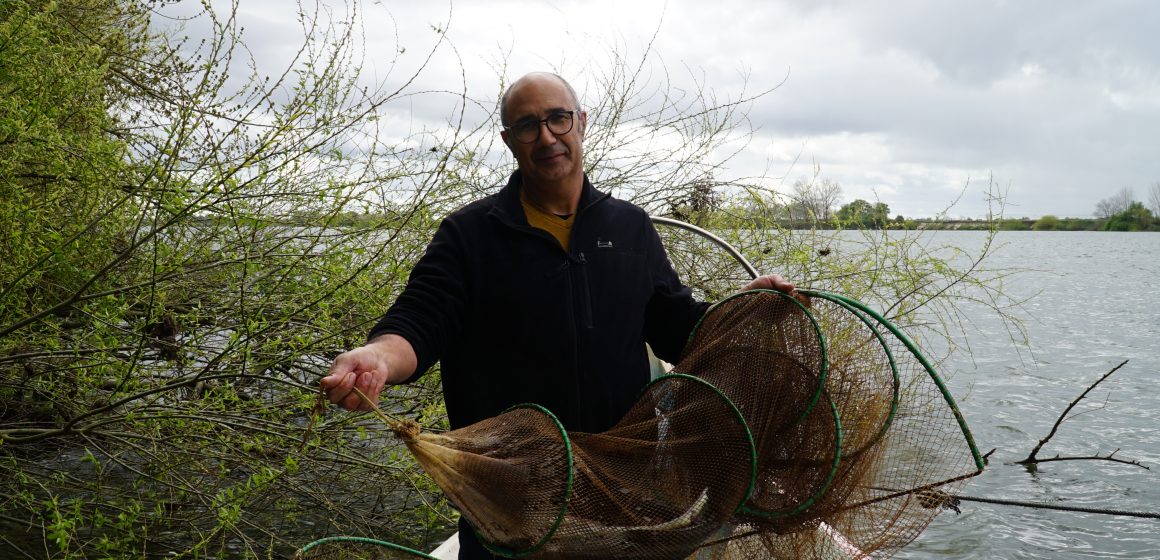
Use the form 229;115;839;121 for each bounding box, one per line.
520;190;574;251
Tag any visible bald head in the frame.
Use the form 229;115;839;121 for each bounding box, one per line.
500;72;582;126
498;72;588;196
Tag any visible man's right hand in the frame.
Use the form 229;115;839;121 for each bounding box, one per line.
321;334;417;411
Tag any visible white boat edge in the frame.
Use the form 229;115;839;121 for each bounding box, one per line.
429;532;459;559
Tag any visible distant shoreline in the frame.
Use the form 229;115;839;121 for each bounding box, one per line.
707;216;1159;232
263;212;1158;232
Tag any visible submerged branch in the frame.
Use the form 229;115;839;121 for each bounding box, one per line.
1017;360;1137;467
1028;449;1149;470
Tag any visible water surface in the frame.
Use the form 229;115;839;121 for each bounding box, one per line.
898;231;1160;559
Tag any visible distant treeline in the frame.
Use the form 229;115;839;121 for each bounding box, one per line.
665;188;1160;232
681;210;1159;232
939;215;1158;232
910;216;1159;232
303;210;1157;232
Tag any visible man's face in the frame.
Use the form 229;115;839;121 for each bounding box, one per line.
501;76;587;187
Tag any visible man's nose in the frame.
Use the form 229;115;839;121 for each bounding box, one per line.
535;121;558;145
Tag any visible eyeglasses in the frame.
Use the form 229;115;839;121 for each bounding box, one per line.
504;110;577;144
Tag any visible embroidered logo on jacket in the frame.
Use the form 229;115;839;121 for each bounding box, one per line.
596;238;614;249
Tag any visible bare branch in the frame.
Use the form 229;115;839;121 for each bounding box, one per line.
1017;359;1131;465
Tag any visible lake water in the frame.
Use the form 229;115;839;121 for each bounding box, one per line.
893;231;1160;559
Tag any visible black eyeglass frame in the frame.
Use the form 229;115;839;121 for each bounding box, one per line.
503;110;578;144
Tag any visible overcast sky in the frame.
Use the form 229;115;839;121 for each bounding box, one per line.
213;0;1159;219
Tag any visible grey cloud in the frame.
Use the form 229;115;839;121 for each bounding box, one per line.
186;0;1159;218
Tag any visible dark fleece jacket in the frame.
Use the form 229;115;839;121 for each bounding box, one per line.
369;171;708;559
370;171;708;434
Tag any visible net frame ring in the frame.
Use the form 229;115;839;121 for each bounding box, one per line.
800;291;902;461
680;289;846;519
802;290;984;475
472;403;574;558
683;288;830;426
739;391;842;521
643;372;761;516
294;535;440;559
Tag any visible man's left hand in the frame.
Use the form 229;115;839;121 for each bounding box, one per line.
741;274;795;293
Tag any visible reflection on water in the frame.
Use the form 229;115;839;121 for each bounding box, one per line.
895;232;1160;559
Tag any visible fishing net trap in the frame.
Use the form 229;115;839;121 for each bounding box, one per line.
297;286;983;560
297;215;983;559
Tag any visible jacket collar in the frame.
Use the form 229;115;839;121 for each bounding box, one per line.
490;170;609;227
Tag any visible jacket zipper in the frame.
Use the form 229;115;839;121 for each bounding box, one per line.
495;186;612;429
576;252;593;329
559;256;584;427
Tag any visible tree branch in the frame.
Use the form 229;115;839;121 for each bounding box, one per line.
1017;359;1132;465
1030;449;1149;470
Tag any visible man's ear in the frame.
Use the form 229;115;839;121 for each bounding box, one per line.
579;111;588;136
500;129;513;150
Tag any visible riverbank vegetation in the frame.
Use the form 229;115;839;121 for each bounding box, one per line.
2;1;1026;557
686;189;1159;232
666;178;1159;232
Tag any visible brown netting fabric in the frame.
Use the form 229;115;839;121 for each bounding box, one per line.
794;294;983;558
375;290;982;560
540;375;755;559
689;291;983;559
393;374;756;559
391;407;572;552
674;290;832;522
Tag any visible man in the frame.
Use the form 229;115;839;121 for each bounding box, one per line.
322;72;792;559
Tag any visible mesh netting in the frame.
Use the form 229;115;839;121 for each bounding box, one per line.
688;291;983;559
299;289;982;559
